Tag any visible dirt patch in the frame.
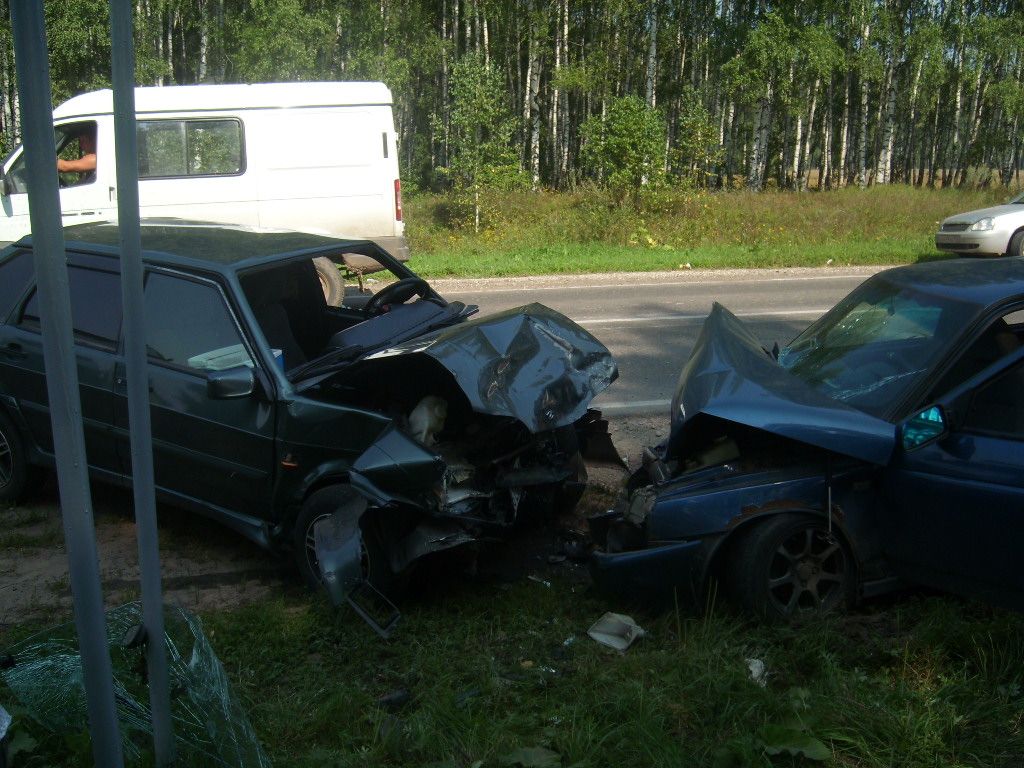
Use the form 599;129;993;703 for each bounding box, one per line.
0;414;658;628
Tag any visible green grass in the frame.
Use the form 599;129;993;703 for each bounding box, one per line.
3;573;1024;766
403;185;1016;277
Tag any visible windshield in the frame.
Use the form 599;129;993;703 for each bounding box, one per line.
1010;190;1024;204
778;276;978;418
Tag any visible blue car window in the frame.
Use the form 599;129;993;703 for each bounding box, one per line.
963;360;1024;438
779;277;978;418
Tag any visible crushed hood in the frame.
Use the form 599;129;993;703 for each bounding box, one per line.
362;303;617;432
669;303;895;465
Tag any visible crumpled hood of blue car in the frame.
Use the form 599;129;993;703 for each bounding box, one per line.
363;302;618;433
669;303;895;465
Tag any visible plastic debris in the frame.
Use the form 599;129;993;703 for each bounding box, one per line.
0;602;269;767
527;575;551;588
587;612;646;651
746;658;768;687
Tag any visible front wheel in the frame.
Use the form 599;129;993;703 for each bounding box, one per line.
730;514;854;621
292;485;401;597
1007;230;1024;258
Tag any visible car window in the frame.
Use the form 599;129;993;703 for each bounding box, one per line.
144;272;253;372
0;252;34;321
928;308;1024;400
962;360;1024;439
20;266;122;350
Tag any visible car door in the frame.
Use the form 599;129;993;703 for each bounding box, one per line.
0;256;123;476
882;353;1024;607
113;268;276;521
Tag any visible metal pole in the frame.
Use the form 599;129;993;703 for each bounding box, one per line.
7;4;125;768
108;2;174;764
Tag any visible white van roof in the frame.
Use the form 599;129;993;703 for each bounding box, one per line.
53;81;393;119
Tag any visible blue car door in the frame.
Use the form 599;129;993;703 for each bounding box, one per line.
883;357;1024;606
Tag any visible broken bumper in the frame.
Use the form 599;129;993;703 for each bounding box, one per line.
589;537;711;605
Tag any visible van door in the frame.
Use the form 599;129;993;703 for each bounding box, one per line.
0;120;113;245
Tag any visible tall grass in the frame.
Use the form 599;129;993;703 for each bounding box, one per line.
404;186;1014;277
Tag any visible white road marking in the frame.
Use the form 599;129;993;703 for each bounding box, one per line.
451;273;869;294
576;307;828;326
599;399;672;414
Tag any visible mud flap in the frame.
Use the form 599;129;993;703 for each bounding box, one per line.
313;505;401;639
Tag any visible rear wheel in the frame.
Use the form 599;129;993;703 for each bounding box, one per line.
292;485;400;597
1007;230;1024;258
731;514;854;621
313;256;345;306
0;411;37;504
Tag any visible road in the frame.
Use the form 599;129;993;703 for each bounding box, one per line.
432;266;888;419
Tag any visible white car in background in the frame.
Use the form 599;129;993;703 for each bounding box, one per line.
935;191;1024;257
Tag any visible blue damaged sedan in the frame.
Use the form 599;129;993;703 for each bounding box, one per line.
591;258;1024;619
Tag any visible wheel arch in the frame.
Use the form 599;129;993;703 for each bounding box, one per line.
701;505;863;606
1005;227;1024;257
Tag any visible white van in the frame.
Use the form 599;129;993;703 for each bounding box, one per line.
0;81;407;299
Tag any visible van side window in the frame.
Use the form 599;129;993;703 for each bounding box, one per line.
0;252;34;321
144;272;253;372
137;119;244;178
20;266;122;350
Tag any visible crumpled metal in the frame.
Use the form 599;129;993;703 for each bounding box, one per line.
364;303;618;433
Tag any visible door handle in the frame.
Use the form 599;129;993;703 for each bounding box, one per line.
0;342;25;360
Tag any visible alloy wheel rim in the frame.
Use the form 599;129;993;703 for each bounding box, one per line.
766;527;846;615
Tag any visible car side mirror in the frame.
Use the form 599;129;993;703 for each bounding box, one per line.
206;365;255;399
901;405;948;451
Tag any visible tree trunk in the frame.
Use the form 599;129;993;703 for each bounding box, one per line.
645;0;659;109
856;21;870;189
749;84;773;191
798;78;819;192
875;65;897;184
837;73;850;188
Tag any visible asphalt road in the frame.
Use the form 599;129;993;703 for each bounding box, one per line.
431;266;889;418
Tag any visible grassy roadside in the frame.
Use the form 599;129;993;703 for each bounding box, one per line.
403;186;1013;278
182;583;1024;766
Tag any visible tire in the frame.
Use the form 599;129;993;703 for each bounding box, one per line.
730;514;854;621
0;411;36;504
1007;230;1024;258
313;256;345;306
291;484;400;597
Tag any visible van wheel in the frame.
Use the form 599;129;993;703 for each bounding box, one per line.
313;256;345;306
0;412;37;504
292;485;402;597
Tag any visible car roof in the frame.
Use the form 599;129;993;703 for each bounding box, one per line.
873;258;1024;310
14;220;374;273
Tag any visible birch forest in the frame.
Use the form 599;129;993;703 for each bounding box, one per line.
1;0;1023;194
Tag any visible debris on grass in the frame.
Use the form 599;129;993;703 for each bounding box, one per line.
587;612;645;651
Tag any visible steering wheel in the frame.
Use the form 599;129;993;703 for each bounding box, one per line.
363;277;443;315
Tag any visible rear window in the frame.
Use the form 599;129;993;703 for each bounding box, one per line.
0;251;33;321
20;266;123;349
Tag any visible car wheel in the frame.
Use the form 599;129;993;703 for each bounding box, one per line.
313;256;345;306
292;484;401;597
1007;230;1024;258
731;514;854;621
0;411;36;504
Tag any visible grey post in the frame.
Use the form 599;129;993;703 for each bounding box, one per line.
7;3;125;767
109;0;175;763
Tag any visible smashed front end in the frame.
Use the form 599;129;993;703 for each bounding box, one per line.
305;304;618;627
589;304;894;605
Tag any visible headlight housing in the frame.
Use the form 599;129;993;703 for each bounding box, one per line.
969;217;995;232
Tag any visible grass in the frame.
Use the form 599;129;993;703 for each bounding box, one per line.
403;185;1017;277
5;573;1022;767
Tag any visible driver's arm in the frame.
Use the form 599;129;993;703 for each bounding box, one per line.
57;153;97;174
